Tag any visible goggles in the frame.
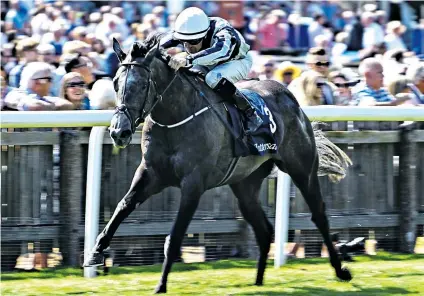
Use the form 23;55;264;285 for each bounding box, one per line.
182;38;203;45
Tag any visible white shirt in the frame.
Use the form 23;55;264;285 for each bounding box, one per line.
362;23;385;49
384;34;407;51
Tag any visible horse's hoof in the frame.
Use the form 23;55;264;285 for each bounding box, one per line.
255;281;264;286
154;284;167;294
336;267;352;281
83;251;104;267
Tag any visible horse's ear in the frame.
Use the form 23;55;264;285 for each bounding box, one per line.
112;38;126;62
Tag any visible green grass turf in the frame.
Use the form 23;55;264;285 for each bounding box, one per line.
1;252;423;295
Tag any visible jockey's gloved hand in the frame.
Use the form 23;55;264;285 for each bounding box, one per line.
169;52;190;71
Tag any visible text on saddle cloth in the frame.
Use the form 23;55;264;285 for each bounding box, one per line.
228;89;278;157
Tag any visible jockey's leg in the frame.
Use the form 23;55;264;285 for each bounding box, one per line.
205;53;262;134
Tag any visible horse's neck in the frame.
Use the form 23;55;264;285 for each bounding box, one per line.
150;61;209;125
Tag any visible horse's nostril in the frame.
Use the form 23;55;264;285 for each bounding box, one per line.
121;129;132;139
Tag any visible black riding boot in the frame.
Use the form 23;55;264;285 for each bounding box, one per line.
213;77;263;134
233;89;263;134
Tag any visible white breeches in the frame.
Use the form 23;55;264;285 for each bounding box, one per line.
204;52;253;89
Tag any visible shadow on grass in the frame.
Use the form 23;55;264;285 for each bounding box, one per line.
236;286;410;296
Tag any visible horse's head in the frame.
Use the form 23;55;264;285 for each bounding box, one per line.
109;38;159;148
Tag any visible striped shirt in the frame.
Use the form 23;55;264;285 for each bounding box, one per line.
161;17;250;67
352;82;395;106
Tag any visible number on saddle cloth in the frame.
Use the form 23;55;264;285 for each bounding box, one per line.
229;89;278;157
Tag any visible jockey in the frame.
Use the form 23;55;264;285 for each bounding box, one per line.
161;7;263;134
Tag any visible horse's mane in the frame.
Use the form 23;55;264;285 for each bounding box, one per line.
124;32;164;58
128;32;168;60
143;31;167;51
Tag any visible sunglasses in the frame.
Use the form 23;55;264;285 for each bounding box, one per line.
334;80;359;88
182;38;203;45
283;72;293;76
33;77;52;84
67;81;86;88
315;61;330;67
334;82;350;88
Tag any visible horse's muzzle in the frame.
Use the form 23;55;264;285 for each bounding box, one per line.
109;114;133;148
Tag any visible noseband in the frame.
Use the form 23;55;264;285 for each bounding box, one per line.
115;60;177;133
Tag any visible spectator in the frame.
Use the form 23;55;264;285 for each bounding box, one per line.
9;37;39;88
89;78;116;110
88;38;108;73
342;10;356;34
36;44;57;66
69;26;88;43
63;54;108;89
406;63;424;94
387;76;413;96
259;62;276;80
375;10;387;28
329;71;356;106
257;10;288;49
86;12;102;34
136;23;153;42
288;70;332;106
346;15;363;51
4;62;73;111
59;72;90;110
274;61;301;87
50;53;76;97
41;19;69;56
308;13;327;47
383;49;410;83
305;47;330;77
1;66;13;110
361;12;384;51
4;0;29;32
352;58;411;106
332;32;349;58
314;35;332;57
384;21;407;51
62;40;91;56
1;43;18;74
122;23;139;52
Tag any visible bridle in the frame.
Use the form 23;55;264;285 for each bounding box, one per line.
114;59;177;133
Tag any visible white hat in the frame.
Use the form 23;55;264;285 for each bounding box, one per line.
89;79;116;110
386;20;406;34
173;7;210;41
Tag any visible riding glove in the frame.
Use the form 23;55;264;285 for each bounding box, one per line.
169;52;189;71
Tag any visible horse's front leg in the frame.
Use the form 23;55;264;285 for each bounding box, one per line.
83;161;164;266
154;174;204;294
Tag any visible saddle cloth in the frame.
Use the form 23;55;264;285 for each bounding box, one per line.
226;89;278;157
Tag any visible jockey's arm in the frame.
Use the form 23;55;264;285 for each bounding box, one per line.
188;29;237;67
160;33;182;50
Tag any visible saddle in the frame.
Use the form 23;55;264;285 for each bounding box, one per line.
182;67;279;157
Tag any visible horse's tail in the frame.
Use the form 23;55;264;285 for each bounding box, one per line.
312;122;352;183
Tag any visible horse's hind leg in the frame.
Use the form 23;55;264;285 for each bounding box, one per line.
230;160;274;286
84;161;164;266
155;173;204;294
276;155;352;281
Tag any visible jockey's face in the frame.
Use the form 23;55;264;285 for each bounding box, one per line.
183;39;203;54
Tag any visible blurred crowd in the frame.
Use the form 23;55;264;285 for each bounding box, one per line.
1;0;423;112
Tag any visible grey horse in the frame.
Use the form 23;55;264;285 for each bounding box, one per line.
84;35;353;293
